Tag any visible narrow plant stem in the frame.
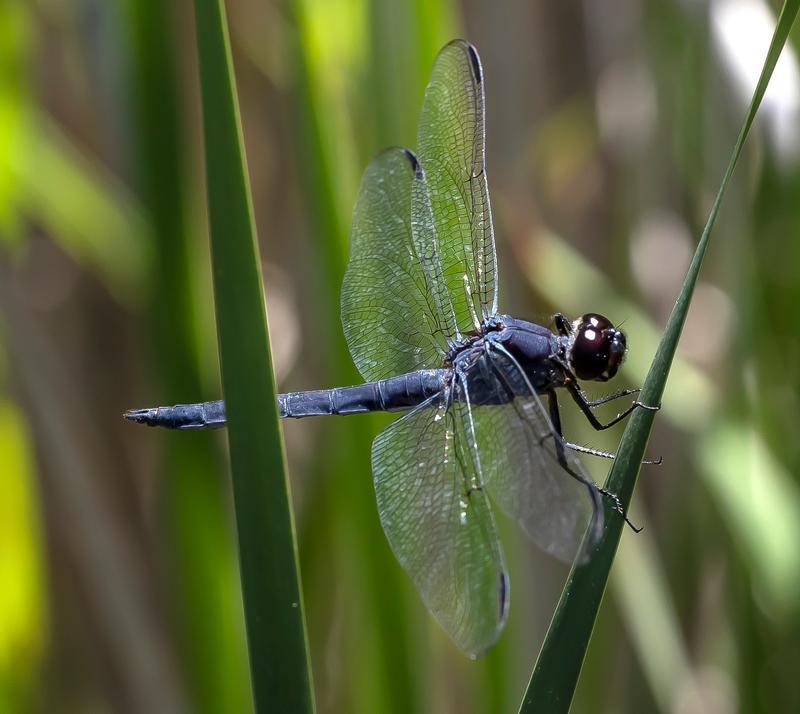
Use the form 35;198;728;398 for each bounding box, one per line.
193;1;315;712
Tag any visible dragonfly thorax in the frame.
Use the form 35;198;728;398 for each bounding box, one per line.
445;316;567;400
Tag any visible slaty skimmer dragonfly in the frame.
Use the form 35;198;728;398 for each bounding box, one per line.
126;40;655;657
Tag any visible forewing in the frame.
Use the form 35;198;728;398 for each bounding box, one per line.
372;391;508;657
416;40;498;334
473;347;603;563
342;148;455;382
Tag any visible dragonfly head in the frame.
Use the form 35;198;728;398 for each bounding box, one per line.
567;313;627;382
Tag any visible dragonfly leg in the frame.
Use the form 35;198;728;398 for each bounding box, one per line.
553;312;572;337
596;487;643;533
544;391;569;466
567;383;660;431
563;441;662;466
584;387;640;408
545;392;604;528
546;391;642;532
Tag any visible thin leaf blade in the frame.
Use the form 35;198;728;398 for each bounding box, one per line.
193;1;314;712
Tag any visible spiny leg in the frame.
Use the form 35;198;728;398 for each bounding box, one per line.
596;487;642;533
584;387;640;408
538;433;661;465
567;383;660;431
546;391;642;532
563;441;662;466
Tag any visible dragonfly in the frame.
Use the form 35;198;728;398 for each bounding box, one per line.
126;39;657;658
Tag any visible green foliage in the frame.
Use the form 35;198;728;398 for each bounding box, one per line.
124;0;252;711
193;0;312;711
3;0;800;712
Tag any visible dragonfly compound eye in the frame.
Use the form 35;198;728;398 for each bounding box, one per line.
569;313;627;382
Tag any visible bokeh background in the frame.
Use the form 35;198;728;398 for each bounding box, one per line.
2;0;800;712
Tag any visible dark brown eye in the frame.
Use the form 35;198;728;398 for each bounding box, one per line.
569;313;627;382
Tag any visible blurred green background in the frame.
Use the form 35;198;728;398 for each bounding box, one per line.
1;0;800;712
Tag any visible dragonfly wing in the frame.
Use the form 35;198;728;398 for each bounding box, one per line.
417;40;498;333
472;347;603;564
342;148;458;383
372;389;508;657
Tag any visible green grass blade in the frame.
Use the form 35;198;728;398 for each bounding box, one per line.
193;1;314;712
123;1;252;711
520;2;800;711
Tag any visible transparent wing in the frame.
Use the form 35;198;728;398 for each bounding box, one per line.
342;148;457;383
372;389;508;657
472;345;603;563
416;40;498;334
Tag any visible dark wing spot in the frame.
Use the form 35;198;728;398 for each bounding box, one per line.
499;572;509;621
465;43;483;85
402;148;423;179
